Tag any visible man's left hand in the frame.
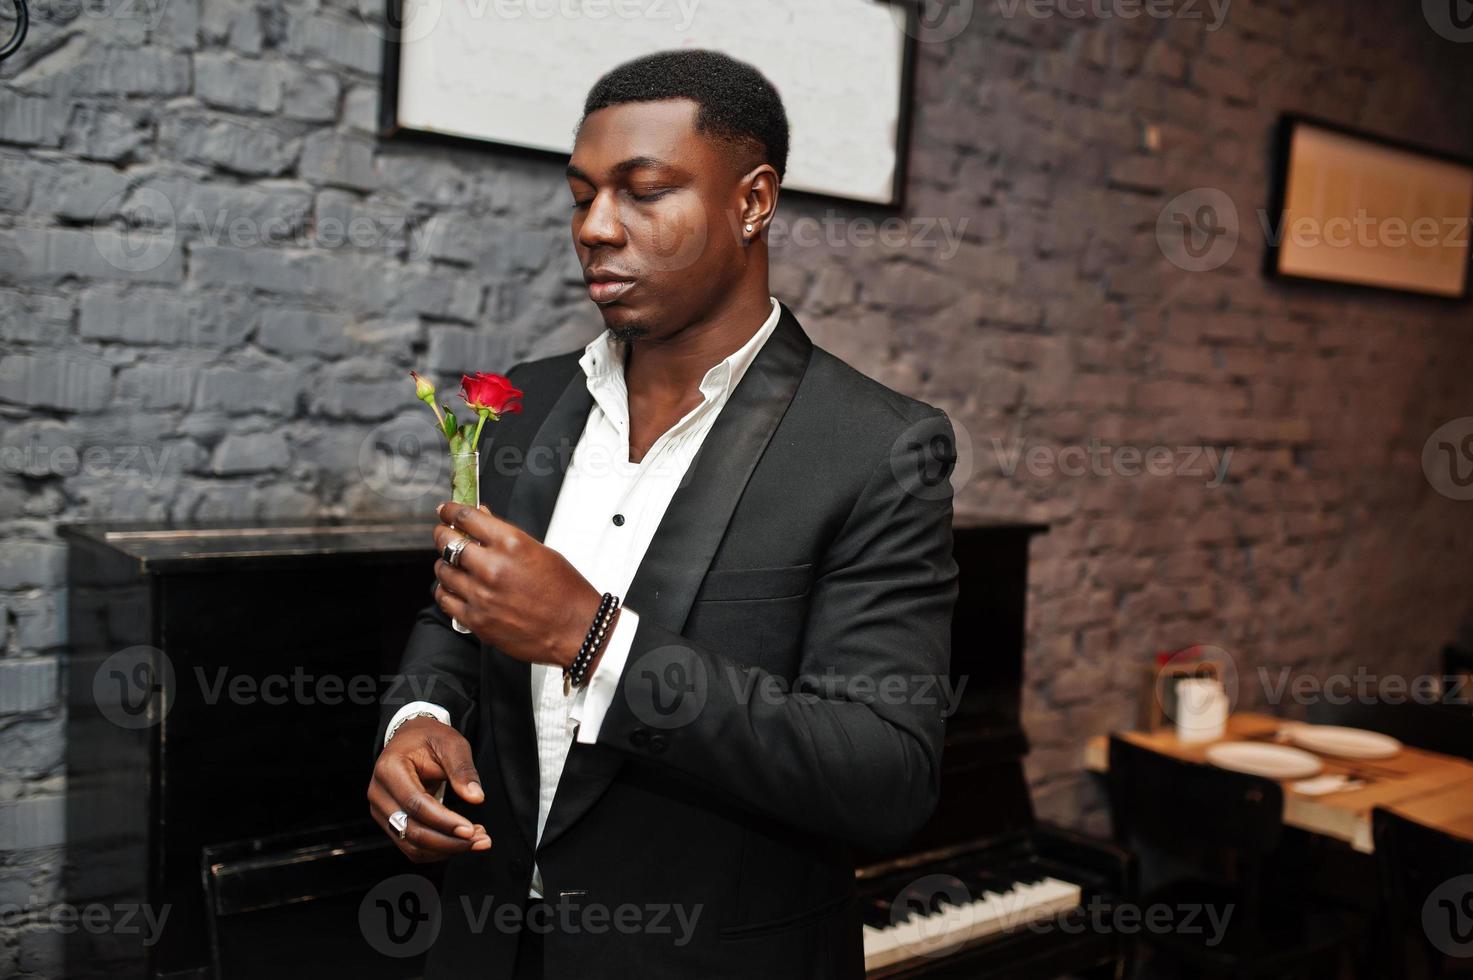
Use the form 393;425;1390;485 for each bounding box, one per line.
432;502;603;667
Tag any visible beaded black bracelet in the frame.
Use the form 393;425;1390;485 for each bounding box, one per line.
563;592;620;694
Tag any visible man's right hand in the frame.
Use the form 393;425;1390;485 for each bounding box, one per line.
369;716;493;862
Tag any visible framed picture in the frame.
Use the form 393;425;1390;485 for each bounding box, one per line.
378;0;918;208
1265;114;1473;300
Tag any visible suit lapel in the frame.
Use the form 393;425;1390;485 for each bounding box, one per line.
538;304;813;852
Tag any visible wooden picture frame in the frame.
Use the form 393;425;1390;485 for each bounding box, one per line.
377;0;919;209
1264;114;1473;301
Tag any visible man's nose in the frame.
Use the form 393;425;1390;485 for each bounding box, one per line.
577;191;624;249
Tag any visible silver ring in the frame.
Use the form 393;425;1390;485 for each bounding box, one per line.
389;810;409;840
442;536;470;567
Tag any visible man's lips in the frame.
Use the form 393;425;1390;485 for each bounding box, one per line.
586;277;636;305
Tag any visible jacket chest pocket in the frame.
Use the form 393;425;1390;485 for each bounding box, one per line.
688;564;812;672
695;563;813;602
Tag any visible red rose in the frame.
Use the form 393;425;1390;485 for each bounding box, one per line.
460;372;524;419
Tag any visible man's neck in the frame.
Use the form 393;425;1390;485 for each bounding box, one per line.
622;288;773;400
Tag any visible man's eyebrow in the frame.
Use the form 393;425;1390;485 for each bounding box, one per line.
565;156;679;183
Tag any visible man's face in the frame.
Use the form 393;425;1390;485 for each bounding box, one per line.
566;99;749;342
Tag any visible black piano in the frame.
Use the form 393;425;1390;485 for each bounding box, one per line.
61;518;1128;979
853;521;1133;978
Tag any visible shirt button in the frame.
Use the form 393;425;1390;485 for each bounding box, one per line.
612;514;625;526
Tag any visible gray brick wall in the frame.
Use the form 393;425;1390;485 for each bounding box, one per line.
3;0;1473;972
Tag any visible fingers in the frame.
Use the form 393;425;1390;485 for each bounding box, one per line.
437;501;514;547
431;731;486;805
433;580;471;624
376;754;481;839
368;782;490;860
434;554;491;602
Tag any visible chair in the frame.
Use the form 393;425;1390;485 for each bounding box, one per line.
1372;807;1473;979
1105;736;1357;978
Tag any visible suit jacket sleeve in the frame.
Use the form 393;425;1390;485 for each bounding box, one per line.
592;410;960;852
377;598;481;746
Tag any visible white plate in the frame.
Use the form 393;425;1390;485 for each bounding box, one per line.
1282;724;1402;760
1205;742;1324;780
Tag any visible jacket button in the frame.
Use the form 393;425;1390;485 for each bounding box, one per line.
647;733;668;754
629;728;650;747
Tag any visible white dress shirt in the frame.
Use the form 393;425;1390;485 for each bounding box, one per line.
386;296;783;898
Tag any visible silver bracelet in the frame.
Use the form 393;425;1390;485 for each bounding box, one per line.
385;710;443;745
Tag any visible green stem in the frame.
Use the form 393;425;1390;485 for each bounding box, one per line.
469;411;490;452
450;451;479;508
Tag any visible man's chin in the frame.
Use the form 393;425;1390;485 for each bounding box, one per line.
597;305;649;344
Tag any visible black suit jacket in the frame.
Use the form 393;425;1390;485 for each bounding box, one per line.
382;303;959;979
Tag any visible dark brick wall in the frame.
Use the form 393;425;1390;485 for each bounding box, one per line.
3;0;1473;972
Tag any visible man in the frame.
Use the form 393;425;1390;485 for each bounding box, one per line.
369;49;959;979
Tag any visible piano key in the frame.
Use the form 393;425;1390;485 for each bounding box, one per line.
863;875;1083;973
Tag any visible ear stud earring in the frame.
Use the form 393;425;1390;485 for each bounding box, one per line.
744;223;754;232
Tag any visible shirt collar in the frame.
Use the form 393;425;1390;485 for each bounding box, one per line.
579;296;782;405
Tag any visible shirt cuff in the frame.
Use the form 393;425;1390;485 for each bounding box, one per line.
384;701;452;746
569;607;639;745
384;701;452;804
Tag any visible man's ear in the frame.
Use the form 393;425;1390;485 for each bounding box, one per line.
737;164;780;238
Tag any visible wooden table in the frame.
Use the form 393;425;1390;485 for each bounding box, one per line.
1084;713;1473;853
